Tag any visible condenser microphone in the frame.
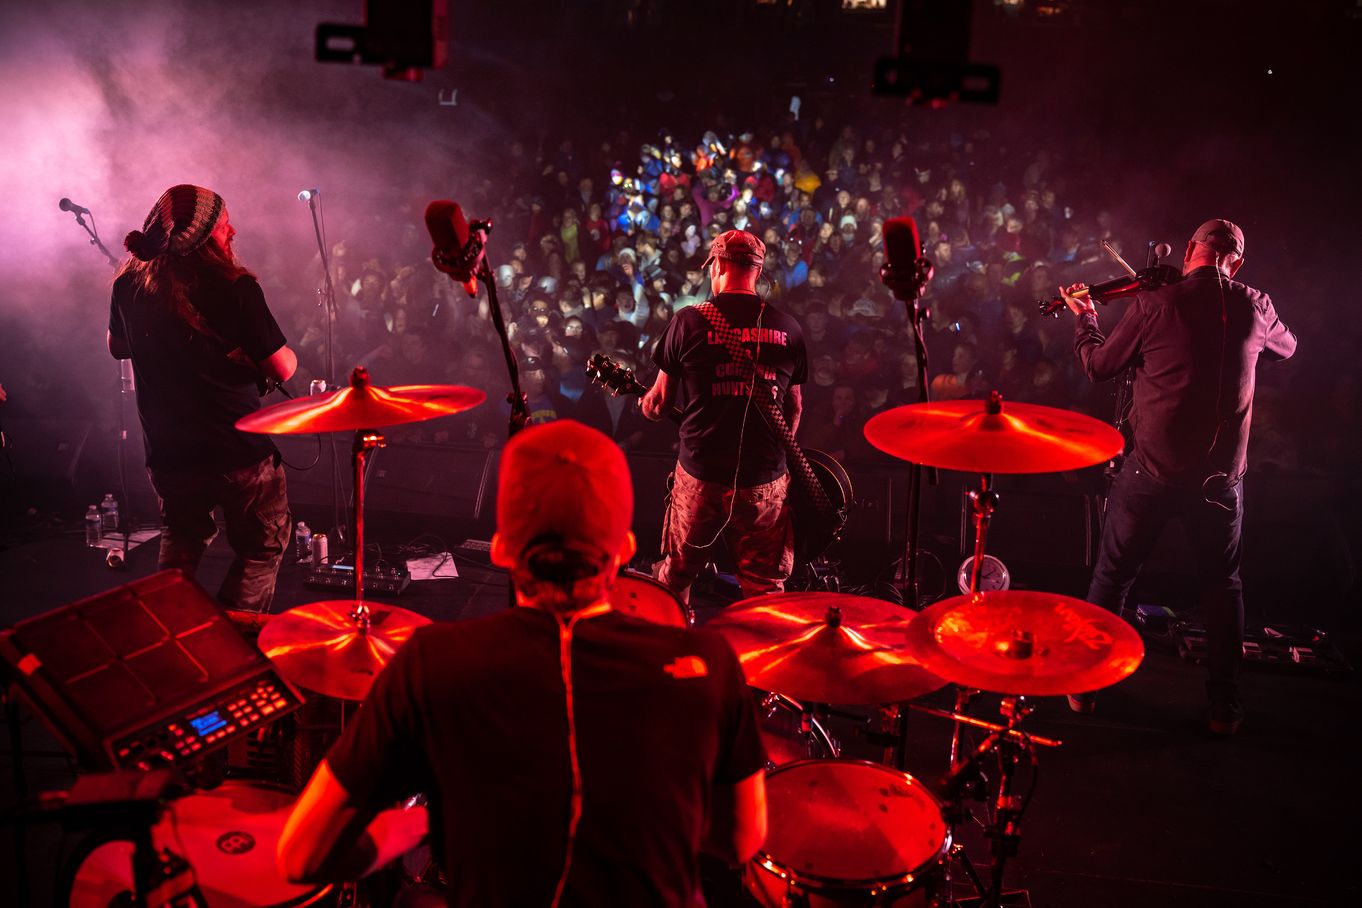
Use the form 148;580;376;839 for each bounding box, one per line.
297;188;320;202
59;197;91;215
424;199;480;297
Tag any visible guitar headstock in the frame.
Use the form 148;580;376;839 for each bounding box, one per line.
585;353;648;397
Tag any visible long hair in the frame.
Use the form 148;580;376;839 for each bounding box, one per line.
114;236;255;321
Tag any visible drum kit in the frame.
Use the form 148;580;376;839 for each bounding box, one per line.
66;369;1144;906
703;390;1145;907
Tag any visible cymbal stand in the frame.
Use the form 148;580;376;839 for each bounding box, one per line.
347;368;385;628
938;696;1043;907
944;470;998;773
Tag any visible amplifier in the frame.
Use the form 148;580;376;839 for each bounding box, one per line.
0;570;303;771
303;560;411;597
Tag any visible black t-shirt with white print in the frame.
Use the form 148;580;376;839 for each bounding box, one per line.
653;292;807;486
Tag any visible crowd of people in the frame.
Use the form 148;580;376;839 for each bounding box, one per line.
3;108;1333;490
271;115;1177;471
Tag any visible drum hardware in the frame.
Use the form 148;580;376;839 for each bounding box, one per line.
934;696;1045;908
238;365;485;626
757;691;840;767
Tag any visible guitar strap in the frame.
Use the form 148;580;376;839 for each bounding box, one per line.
693;300;832;514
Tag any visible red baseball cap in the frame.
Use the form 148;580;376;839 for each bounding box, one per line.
495;420;634;564
702;228;766;269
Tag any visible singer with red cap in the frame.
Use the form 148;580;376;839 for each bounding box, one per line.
108;184;298;612
278;420;767;904
1057;219;1296;734
641;229;809;605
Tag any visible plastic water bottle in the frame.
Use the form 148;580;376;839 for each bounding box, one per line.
85;505;103;546
100;493;119;532
295;521;312;563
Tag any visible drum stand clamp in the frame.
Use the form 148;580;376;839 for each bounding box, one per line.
939;696;1048;907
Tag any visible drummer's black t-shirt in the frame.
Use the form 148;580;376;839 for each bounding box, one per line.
325;607;767;908
654;293;807;486
109;271;285;472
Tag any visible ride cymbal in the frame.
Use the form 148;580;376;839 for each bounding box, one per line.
257;600;431;701
902;590;1144;696
706;592;944;705
862;391;1124;474
236;366;485;435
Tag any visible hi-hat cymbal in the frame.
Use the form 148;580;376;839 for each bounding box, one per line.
862;392;1124;474
258;600;431;701
705;592;944;705
902;590;1144;696
236;366;485;435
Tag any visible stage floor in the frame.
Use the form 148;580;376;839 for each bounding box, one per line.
1;525;1358;906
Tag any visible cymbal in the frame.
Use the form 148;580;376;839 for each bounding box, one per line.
257;600;431;701
705;592;945;705
902;590;1144;696
236;366;485;435
862;392;1124;474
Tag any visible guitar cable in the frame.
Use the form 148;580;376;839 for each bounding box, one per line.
683;295;765;549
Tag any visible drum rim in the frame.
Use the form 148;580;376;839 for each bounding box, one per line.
63;780;335;908
754;758;951;889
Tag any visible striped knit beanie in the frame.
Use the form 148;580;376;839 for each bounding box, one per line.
124;184;225;262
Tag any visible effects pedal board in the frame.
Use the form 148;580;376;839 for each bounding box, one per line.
1172;621;1351;674
304;560;411;597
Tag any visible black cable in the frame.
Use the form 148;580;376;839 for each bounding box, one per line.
279;433;323;471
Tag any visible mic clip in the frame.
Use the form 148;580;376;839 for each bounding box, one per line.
880;257;934;302
433;218;493;287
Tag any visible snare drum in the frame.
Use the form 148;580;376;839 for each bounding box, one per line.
747;759;949;907
611;570;690;627
65;781;333;908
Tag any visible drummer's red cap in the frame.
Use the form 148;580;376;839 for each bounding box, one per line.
494;419;634;565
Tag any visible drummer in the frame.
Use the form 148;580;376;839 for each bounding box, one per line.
278;419;768;904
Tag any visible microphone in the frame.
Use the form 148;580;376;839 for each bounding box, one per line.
883;216;922;269
880;216;933;302
424;200;480;297
59;197;91;215
1154;242;1173;260
297;188;319;202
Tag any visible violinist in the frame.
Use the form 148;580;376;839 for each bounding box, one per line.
1057;219;1296;736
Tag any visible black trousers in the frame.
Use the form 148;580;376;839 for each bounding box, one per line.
148;453;290;613
1088;456;1244;703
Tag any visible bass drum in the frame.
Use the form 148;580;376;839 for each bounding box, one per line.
746;759;949;908
64;781;333;908
611;570;691;627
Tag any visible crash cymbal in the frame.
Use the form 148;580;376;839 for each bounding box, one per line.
257;600;431;701
706;592;945;705
236;366;485;435
902;590;1144;696
862;391;1124;474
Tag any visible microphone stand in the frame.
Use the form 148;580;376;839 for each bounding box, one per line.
879;256;936;612
63;203;134;561
434;217;528;607
301;192;347;548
